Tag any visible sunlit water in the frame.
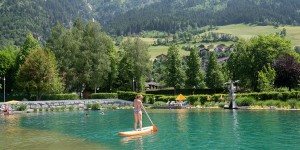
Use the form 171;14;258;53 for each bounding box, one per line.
1;109;300;150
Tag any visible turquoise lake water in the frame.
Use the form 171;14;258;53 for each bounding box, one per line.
1;109;300;150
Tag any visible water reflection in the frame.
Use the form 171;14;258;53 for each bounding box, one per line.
176;109;188;132
120;135;144;150
232;109;240;143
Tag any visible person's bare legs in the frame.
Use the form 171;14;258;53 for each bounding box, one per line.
134;114;138;131
138;112;142;131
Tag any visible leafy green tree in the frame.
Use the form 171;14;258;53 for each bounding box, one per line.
273;54;300;91
47;19;114;94
185;48;206;88
117;38;151;92
164;45;186;90
227;35;293;91
82;21;114;93
16;33;40;66
206;52;225;90
0;45;19;91
257;64;276;92
17;49;63;100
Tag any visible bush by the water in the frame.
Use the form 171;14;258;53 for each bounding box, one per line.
16;104;27;111
91;103;100;110
235;97;256;106
117;91;154;104
85;103;92;109
90;93;118;99
153;101;166;107
287;99;298;109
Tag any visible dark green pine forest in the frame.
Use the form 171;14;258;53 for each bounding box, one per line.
1;0;300;47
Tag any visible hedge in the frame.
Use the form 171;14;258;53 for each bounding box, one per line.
117;91;154;104
41;94;79;100
90;93;118;99
146;88;226;95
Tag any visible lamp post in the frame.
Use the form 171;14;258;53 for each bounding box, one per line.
193;86;196;95
3;76;5;103
132;78;135;92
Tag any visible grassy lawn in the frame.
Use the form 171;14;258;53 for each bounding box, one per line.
148;45;190;59
211;24;300;46
126;24;300;59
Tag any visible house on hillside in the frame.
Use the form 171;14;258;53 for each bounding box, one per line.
214;44;226;53
155;54;167;62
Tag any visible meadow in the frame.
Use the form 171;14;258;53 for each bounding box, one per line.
140;24;300;59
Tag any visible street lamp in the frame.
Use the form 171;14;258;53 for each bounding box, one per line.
193;86;196;95
132;78;135;92
3;76;5;103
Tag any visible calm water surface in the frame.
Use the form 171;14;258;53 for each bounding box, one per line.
1;109;300;150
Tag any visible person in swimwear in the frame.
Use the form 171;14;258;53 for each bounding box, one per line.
134;94;144;131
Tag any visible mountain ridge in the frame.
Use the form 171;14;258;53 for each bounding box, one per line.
0;0;300;46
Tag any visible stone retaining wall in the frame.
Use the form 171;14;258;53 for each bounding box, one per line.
0;99;139;109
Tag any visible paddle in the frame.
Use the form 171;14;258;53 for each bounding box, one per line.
143;108;158;132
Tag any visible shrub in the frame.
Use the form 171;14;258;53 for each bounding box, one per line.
90;93;118;99
117;91;137;101
218;102;226;108
265;100;277;106
39;108;43;111
274;101;283;108
187;95;199;105
50;107;55;111
143;94;155;104
255;101;265;107
121;106;133;109
85;103;92;109
16;104;27;111
60;106;66;111
55;107;60;111
204;102;210;107
68;106;75;111
194;101;201;106
156;96;175;102
153;101;166;107
287;99;298;109
33;108;38;112
235;97;256;106
91;103;100;110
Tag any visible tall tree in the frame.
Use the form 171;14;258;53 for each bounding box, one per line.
273;54;300;91
16;33;40;66
227;35;293;91
117;38;151;92
17;49;63;100
164;45;186;90
206;52;225;90
47;19;114;94
0;45;19;91
82;21;114;93
257;64;276;92
185;47;206;88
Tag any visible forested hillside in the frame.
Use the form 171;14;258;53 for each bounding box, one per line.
105;0;300;35
1;0;300;46
0;0;92;46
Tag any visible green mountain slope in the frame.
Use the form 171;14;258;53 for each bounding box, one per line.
105;0;300;35
0;0;92;46
1;0;300;46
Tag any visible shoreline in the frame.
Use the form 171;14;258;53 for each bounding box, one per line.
1;99;299;115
